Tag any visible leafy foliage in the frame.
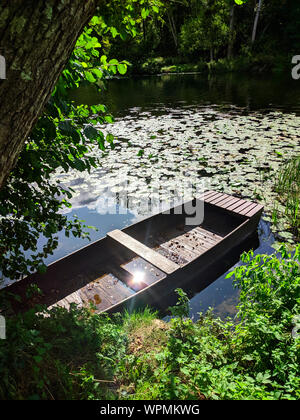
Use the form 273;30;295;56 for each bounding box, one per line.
180;0;230;60
109;0;298;73
118;245;300;400
0;305;126;400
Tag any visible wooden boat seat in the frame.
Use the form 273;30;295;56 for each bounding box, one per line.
107;229;180;275
202;191;264;217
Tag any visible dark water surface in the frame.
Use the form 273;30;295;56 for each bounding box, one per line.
47;73;299;317
71;72;300;116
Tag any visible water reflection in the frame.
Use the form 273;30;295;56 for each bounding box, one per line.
70;73;300;116
34;204;139;266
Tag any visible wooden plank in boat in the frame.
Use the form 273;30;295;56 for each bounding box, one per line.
159;240;198;262
182;231;212;251
156;229;210;259
94;274;135;302
209;193;231;205
220;196;242;209
80;281;119;308
182;228;220;251
208;192;262;219
196;190;217;200
205;192;225;203
180;235;210;255
157;243;191;265
232;201;256;215
108;265;148;292
193;227;222;242
53;288;112;312
123;258;166;286
155;246;188;267
52;273;136;313
245;204;264;217
197;191;220;203
107;230;179;275
203;190;219;200
226;198;248;212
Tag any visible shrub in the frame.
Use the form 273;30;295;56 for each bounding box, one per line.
118;245;300;400
0;305;126;400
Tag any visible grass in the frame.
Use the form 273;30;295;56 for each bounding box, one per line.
122;307;158;334
273;156;300;240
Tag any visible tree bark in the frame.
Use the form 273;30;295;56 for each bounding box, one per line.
227;5;235;59
0;0;101;191
167;10;178;50
251;0;263;44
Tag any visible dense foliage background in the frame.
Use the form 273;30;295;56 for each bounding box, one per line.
108;0;300;74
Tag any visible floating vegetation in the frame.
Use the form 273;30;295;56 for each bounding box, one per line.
58;105;300;245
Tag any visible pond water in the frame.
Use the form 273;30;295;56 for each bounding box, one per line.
71;72;300;116
24;73;300;318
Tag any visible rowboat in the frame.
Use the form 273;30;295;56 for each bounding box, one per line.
3;191;263;314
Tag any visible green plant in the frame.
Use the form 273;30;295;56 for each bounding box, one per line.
179;0;230;61
118;245;300;400
274;156;300;240
0;304;126;400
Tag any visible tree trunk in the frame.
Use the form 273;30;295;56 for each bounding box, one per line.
0;0;100;191
227;5;235;59
143;20;147;43
251;0;263;44
167;10;178;50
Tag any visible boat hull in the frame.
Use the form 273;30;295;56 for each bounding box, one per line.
1;192;263;315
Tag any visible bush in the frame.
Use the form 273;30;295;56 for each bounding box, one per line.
179;3;230;62
118;245;300;400
0;305;126;400
140;57;167;74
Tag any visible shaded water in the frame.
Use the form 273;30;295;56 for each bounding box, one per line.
71;72;300;116
25;73;300;317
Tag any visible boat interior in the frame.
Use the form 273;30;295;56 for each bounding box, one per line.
4;198;252;314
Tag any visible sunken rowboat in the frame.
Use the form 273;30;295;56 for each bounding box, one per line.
3;191;263;314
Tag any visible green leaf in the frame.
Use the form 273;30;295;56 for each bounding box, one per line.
141;8;150;19
84;125;98;140
85;71;96;83
37;264;47;274
110;27;118;38
106;133;114;143
117;63;127;75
